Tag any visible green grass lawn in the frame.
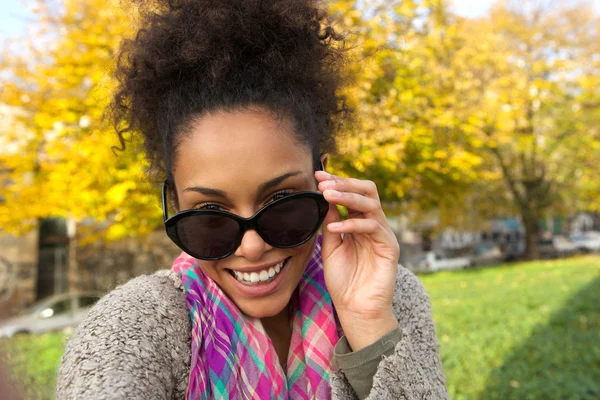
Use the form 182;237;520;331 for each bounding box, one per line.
420;255;600;400
1;256;599;399
0;332;68;400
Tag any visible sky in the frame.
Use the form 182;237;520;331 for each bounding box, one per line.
0;1;31;40
1;0;600;39
450;0;600;18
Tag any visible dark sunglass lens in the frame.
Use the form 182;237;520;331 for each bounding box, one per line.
176;214;239;259
257;197;321;246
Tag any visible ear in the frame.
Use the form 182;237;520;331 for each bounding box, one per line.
170;190;180;213
320;154;329;171
164;181;180;215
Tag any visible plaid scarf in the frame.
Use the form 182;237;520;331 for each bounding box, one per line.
172;236;341;399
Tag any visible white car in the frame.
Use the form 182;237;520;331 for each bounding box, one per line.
425;252;472;271
569;231;600;252
0;292;101;338
469;243;503;266
552;236;578;255
407;252;472;272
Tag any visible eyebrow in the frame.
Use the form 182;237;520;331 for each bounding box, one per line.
182;171;304;199
182;186;229;199
259;171;304;192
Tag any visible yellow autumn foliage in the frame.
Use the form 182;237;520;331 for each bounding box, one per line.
0;0;158;242
0;0;598;253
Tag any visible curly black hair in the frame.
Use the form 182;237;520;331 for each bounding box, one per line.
111;0;350;184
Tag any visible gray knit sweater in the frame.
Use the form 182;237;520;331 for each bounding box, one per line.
56;266;449;399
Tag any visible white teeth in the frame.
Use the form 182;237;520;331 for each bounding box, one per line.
259;270;269;281
232;260;286;285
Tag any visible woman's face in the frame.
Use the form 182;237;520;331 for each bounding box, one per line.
173;108;319;318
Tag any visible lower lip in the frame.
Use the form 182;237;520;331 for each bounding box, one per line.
228;259;290;297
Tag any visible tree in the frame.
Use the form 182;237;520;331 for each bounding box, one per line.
328;0;484;217
0;0;160;243
329;0;600;259
457;0;600;259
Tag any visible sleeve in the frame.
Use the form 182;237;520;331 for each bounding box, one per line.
333;327;403;399
55;271;191;400
330;266;449;400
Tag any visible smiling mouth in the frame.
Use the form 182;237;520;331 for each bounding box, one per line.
227;257;290;285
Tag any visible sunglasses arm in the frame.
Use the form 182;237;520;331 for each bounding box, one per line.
161;181;170;221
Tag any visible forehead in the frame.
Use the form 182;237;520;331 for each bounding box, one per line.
173;108;313;191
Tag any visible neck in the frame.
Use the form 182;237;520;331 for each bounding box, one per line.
261;302;293;368
261;302;291;334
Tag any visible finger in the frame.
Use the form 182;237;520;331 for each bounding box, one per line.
327;218;392;245
315;170;335;182
321;202;343;258
322;189;382;217
316;172;379;200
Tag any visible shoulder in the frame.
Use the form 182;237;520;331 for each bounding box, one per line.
98;269;187;313
72;268;190;348
56;270;191;399
83;269;189;335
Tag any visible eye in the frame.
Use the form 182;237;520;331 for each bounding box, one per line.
192;203;222;211
269;190;295;203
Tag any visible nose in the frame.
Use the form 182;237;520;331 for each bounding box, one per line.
234;229;273;261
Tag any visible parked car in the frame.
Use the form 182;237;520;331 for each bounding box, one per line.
502;240;525;261
569;231;600;252
427;252;472;271
552;236;578;256
538;238;559;259
0;292;101;338
405;254;429;273
406;252;471;272
469;243;503;266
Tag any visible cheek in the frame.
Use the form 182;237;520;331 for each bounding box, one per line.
196;260;223;281
288;237;319;273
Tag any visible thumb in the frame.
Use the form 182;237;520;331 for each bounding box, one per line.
321;203;342;259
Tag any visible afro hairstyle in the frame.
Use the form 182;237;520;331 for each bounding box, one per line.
111;0;350;183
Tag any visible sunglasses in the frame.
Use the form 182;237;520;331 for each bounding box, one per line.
162;181;329;260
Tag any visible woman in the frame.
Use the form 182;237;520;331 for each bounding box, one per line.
56;0;448;399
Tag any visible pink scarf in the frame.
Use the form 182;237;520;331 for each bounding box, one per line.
172;236;341;399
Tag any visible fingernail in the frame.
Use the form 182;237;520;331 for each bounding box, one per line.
325;189;341;197
317;170;333;178
328;222;342;229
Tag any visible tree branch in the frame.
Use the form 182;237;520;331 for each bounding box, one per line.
485;132;527;210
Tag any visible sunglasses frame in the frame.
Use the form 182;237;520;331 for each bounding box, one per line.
162;183;329;260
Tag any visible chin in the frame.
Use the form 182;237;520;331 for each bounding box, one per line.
237;297;289;319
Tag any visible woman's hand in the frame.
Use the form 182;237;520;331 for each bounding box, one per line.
316;171;400;352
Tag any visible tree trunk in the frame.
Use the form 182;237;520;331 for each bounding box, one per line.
67;218;78;292
522;212;540;260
